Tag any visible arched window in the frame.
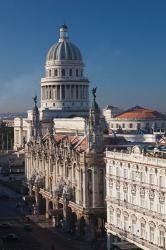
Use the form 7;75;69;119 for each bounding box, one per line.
159;225;166;248
62;69;65;76
149;221;156;243
140;218;146;238
69;69;72;76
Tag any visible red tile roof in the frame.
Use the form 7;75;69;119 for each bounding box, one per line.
114;106;166;120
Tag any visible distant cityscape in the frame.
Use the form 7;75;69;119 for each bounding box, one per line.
0;112;26;120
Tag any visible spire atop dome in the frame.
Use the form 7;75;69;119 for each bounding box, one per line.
59;24;68;41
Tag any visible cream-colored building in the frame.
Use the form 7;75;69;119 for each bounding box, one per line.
106;106;166;133
105;144;166;250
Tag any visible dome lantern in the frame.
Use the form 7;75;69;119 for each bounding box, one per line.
59;24;68;41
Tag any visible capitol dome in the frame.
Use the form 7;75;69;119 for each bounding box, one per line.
46;25;82;62
40;24;89;117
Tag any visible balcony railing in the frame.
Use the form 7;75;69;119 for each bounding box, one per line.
106;222;163;250
106;196;166;222
106;151;166;168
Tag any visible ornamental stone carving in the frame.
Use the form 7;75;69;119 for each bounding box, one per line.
131;184;136;194
149;189;155;200
159;192;165;203
109;179;113;187
116;181;120;190
140;187;145;197
123;182;128;192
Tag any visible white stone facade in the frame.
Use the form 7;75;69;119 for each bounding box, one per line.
105;145;166;250
109;119;166;132
40;25;89;114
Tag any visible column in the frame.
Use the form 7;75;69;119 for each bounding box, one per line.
83;167;88;207
60;85;62;100
42;87;45;100
55;85;57;100
80;85;82;99
92;167;99;207
46;199;49;219
35;186;40;214
68;85;71;100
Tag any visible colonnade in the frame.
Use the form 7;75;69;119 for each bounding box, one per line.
41;84;88;101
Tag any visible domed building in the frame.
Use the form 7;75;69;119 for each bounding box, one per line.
40;25;89;119
14;25;90;149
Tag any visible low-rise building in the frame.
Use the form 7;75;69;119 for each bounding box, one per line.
109;106;166;133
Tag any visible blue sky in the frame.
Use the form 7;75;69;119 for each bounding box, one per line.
0;0;166;112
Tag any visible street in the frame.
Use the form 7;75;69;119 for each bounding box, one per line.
0;185;78;250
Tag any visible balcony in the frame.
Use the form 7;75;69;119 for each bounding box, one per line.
106;196;166;222
106;223;163;250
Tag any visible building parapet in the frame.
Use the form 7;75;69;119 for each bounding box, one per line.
106;150;166;168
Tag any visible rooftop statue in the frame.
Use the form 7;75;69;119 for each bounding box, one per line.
92;87;97;101
33;95;37;106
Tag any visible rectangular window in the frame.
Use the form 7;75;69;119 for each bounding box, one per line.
145;122;149;128
57;85;60;100
76;85;79;99
141;223;145;238
131;171;136;181
129;123;133;128
62;85;65;99
117;213;121;228
117;190;120;200
150;200;154;211
137;123;141;129
124;217;128;231
157;203;165;214
149;174;154;184
122;123;125;128
161;123;165;128
150;227;155;243
131;194;136;205
124;192;128;202
140;172;145;182
131;220;136;234
124;168;128;179
140;197;145;208
159;176;165;188
110;211;113;223
160;230;165;248
116;167;119;177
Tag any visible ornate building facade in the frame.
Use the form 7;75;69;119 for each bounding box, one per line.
105;145;166;250
25;94;106;228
